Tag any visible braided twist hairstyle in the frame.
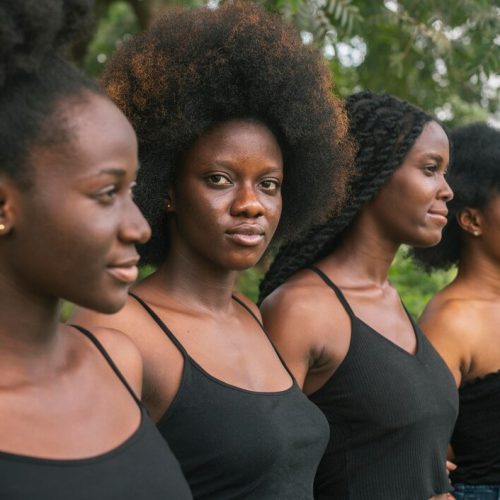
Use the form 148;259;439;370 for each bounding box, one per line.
259;91;434;302
411;122;500;271
0;0;98;186
102;1;353;266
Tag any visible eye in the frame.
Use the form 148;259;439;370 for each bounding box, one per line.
259;178;281;194
423;164;438;175
128;181;137;198
205;174;232;186
95;185;119;204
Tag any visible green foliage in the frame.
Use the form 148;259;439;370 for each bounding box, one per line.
84;2;140;77
388;247;456;319
264;0;499;126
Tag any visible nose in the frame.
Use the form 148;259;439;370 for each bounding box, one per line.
438;175;454;203
230;184;264;218
119;199;151;244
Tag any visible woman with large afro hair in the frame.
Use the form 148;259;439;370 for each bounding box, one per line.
414;122;500;499
72;2;353;498
259;91;458;499
0;0;191;498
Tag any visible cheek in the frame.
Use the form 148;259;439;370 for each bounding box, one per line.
265;196;282;232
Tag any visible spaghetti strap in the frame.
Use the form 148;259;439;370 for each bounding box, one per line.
70;324;141;407
128;292;188;357
232;295;298;385
231;295;264;328
308;266;356;318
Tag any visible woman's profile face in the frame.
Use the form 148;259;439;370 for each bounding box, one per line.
4;93;151;313
368;120;453;247
169;119;283;271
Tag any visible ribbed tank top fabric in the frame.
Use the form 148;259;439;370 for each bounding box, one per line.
129;292;330;500
0;325;192;500
307;266;458;500
450;371;500;485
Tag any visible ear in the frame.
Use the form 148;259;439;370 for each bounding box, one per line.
165;189;176;214
457;207;482;237
0;176;21;236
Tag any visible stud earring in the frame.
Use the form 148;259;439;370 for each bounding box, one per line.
0;223;6;232
473;230;480;236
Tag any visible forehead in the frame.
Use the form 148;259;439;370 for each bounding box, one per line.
406;121;449;159
32;94;137;180
185;119;283;164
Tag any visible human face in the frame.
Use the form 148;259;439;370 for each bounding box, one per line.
368;120;453;247
169;119;283;271
4;93;151;313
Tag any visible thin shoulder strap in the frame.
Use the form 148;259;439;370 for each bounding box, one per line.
70;324;141;407
128;292;188;357
231;294;264;328
308;265;356;318
231;294;298;384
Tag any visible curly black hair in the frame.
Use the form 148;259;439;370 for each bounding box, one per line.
0;0;99;188
259;90;436;301
102;1;353;266
411;122;500;271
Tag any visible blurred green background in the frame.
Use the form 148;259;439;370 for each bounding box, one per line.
67;0;498;319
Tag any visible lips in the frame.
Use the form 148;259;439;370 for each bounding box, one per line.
225;224;265;246
106;256;140;284
427;208;448;225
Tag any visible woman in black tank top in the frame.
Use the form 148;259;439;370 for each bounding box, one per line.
413;123;500;499
260;91;458;500
71;3;353;498
0;2;190;498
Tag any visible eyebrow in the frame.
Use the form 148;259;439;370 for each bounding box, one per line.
420;153;445;163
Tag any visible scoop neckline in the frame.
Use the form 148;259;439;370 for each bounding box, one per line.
0;407;145;466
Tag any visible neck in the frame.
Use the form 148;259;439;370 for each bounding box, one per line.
0;271;63;383
322;221;399;286
454;244;500;297
147;248;239;314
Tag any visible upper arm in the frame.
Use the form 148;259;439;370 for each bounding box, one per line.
419;301;473;386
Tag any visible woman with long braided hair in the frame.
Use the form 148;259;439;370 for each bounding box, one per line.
260;91;458;499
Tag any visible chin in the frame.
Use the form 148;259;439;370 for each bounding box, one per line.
411;230;443;248
71;290;128;315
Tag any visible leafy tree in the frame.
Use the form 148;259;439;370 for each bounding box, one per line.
263;0;499;126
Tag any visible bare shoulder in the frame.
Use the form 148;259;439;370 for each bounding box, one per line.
261;268;348;345
420;294;480;345
70;294;150;345
232;290;262;321
73;324;143;398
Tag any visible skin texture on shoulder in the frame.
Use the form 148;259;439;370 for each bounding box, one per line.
71;292;183;422
419;291;477;387
420;277;500;387
261;267;351;392
81;324;144;398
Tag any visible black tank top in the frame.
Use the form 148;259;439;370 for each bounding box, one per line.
0;326;192;500
307;267;458;500
450;371;500;485
130;292;330;500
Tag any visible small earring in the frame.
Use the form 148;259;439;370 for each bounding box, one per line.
0;223;6;232
473;230;480;236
